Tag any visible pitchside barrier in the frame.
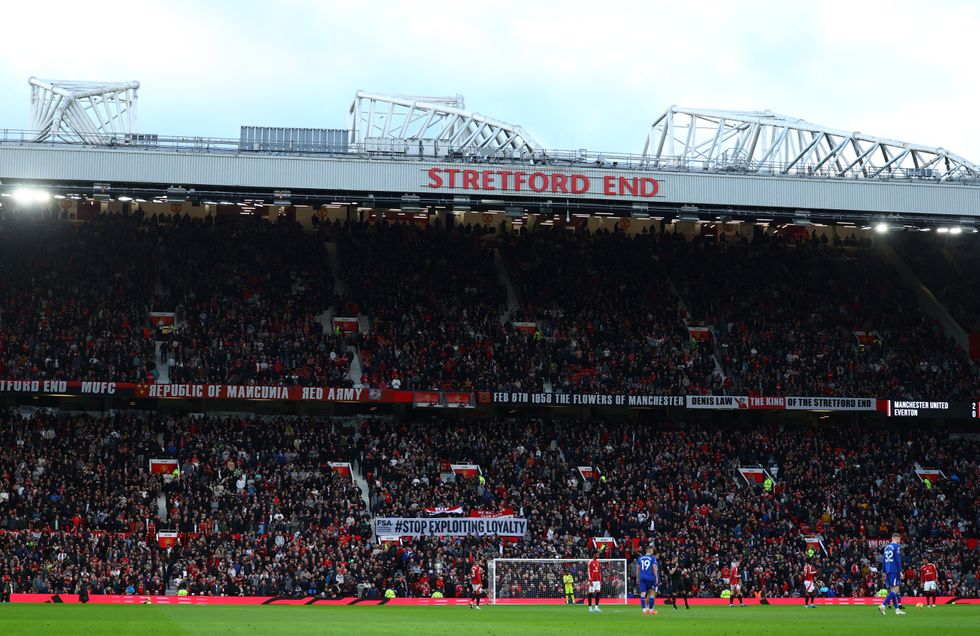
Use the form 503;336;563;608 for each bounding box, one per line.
7;594;975;606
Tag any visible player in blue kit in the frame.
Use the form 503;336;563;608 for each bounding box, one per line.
879;532;906;616
636;545;660;615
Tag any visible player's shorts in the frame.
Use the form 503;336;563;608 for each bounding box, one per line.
730;584;741;594
588;581;601;593
804;581;815;594
923;581;936;592
639;578;657;594
885;573;900;588
564;585;574;595
471;584;482;594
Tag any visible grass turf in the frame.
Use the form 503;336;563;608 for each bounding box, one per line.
0;603;976;635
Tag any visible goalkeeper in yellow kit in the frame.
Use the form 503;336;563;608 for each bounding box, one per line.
563;571;575;604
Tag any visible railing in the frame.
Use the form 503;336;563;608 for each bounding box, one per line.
0;128;978;184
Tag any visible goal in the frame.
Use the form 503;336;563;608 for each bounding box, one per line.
489;558;628;605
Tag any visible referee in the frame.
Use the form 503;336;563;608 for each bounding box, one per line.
667;561;691;610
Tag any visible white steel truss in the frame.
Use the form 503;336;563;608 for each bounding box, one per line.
348;91;540;158
29;77;139;144
641;107;979;182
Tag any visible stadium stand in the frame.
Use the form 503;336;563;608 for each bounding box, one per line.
895;232;980;334
1;410;977;599
0;214;975;398
0;214;157;383
657;232;977;400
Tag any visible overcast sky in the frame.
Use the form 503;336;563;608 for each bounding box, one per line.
2;0;977;159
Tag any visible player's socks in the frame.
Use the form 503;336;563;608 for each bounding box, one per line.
640;598;646;612
894;594;902;610
883;591;894;607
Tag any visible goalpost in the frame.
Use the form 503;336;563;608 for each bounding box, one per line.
489;558;628;605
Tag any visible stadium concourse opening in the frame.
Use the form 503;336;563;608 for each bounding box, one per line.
0;83;978;613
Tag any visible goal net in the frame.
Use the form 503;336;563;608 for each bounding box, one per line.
489;558;628;605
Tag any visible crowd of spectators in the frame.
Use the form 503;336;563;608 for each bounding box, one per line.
2;409;976;600
502;228;719;395
337;221;531;391
895;232;980;334
1;212;976;399
360;415;979;599
657;231;977;399
158;215;352;387
0;214;157;383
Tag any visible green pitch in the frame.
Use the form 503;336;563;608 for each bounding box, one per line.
1;603;977;635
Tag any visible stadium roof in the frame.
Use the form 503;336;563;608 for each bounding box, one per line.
641;107;979;182
1;81;979;224
29;77;139;145
348;91;541;157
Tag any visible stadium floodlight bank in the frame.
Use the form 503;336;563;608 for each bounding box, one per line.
489;558;627;605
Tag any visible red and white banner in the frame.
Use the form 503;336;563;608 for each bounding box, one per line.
687;326;712;342
589;537;617;553
378;535;402;547
328;462;353;480
149;459;178;475
332;317;360;334
915;469;945;483
469;507;515;518
423;506;464;515
149;312;176;329
853;331;882;346
738;467;775;486
577;466;599;481
512;321;538;335
157;530;178;549
451;464;482;479
803;535;827;556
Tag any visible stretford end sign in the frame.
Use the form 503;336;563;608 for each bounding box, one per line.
426;167;661;197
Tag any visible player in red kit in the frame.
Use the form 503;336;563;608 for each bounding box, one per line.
469;561;483;609
587;552;603;613
919;560;938;607
802;558;817;608
728;560;746;607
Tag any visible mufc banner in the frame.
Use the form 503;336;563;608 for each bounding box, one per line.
451;464;482;479
328;462;353;480
374;517;527;538
149;459;178;474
